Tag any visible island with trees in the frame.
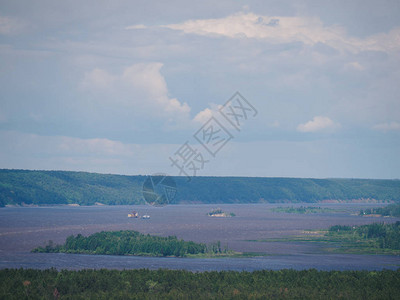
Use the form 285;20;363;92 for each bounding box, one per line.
271;206;338;214
32;230;238;258
207;208;235;217
359;203;400;217
252;222;400;255
325;222;400;254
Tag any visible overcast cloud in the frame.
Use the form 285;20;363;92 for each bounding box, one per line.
0;0;399;178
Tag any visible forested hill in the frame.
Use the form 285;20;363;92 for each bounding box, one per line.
1;169;399;206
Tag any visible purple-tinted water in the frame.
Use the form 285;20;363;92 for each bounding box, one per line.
0;204;399;271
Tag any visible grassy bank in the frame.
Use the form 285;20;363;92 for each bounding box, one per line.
250;222;400;255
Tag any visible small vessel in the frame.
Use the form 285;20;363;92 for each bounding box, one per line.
128;211;139;218
142;215;150;219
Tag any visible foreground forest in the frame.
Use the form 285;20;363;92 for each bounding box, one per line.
1;169;400;206
1;268;399;299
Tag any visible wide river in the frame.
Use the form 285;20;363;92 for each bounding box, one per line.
0;204;399;271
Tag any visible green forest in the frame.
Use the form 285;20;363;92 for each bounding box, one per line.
359;203;400;217
32;230;227;258
1;169;400;206
207;208;236;217
32;230;232;258
1;268;399;299
256;222;400;255
271;206;338;214
327;222;400;253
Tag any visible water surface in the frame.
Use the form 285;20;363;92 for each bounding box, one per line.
0;204;399;271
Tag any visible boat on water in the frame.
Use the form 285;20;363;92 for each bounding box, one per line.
128;211;139;218
127;211;150;219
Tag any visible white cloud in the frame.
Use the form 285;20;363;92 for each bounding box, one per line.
192;102;226;125
57;136;133;156
125;24;147;30
82;63;190;119
122;63;167;101
345;61;365;71
161;12;400;53
0;16;24;35
121;63;190;116
297;116;340;132
2;131;134;157
193;108;213;124
0;130;178;175
82;68;115;89
363;27;400;54
373;121;400;132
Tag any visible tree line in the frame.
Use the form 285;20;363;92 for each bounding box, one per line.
359;203;400;217
1;268;399;299
329;222;400;250
32;230;226;257
271;206;335;214
1;169;400;206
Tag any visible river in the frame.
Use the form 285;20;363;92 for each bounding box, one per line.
0;204;399;271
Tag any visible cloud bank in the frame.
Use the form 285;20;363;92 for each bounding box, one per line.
160;12;400;53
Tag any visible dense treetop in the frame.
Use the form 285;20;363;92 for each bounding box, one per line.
1;268;400;299
328;222;400;253
1;169;399;206
359;203;400;217
32;230;219;257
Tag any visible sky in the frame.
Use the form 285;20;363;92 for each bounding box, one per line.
0;0;399;179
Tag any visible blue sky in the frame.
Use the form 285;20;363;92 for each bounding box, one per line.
0;0;399;178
